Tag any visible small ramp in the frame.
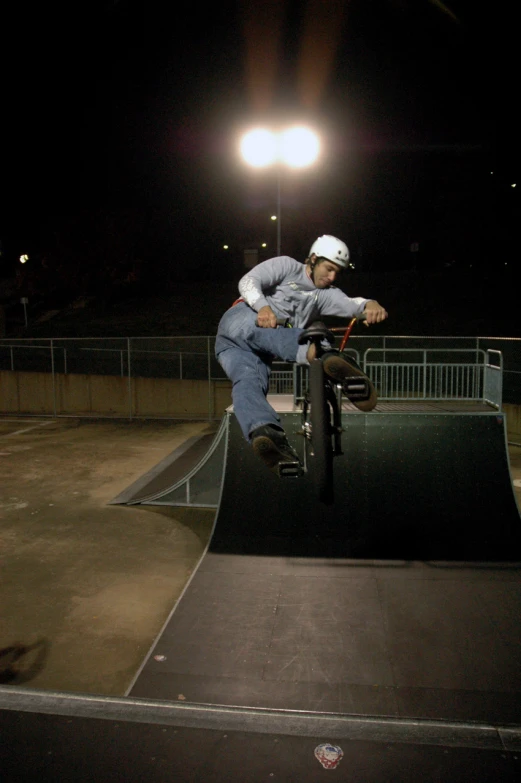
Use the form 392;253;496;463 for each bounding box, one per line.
110;417;226;508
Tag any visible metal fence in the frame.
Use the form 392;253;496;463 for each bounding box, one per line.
291;348;504;408
1;335;520;418
363;348;488;400
0;336;225;383
275;340;519;408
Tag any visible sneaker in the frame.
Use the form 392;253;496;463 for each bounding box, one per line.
250;425;302;475
322;352;378;412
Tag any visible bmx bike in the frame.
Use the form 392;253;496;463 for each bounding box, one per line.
297;314;376;504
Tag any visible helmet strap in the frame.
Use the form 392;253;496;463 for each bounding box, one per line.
308;255;318;284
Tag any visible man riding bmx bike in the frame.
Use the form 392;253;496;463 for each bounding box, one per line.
215;235;388;474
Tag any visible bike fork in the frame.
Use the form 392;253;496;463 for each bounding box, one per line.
330;383;343;456
301;381;343;467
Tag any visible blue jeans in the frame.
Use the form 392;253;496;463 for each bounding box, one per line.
215;303;310;440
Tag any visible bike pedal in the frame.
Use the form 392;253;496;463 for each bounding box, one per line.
343;379;370;400
277;461;304;478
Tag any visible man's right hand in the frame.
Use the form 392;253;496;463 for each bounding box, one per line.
257;306;278;328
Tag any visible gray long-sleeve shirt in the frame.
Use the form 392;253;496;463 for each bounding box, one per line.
238;256;369;328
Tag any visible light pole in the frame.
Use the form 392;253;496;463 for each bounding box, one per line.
276;173;281;255
239;126;320;256
269;213;279;256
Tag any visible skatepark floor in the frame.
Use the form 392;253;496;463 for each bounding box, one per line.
0;416;217;696
1;414;521;698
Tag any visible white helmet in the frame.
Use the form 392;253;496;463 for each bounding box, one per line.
309;235;349;268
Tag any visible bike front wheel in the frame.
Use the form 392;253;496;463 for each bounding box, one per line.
308;359;334;504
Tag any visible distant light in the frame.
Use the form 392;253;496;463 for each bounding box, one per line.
490;171;494;175
20;254;29;264
240;126;320;169
279;127;320;168
240;129;277;168
223;245;229;250
511;183;517;188
349;262;355;270
270;215;277;221
261;243;267;248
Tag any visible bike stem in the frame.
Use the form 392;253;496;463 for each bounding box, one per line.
338;318;357;352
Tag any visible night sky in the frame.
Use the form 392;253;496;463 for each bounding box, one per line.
0;0;518;283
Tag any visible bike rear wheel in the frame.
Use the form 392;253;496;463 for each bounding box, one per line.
308;359;334;503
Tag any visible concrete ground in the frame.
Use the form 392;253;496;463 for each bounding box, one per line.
0;416;216;696
1;415;520;698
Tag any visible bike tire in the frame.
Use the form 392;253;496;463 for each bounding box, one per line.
308;359;334;503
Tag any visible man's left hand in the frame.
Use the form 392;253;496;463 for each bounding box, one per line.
363;301;388;325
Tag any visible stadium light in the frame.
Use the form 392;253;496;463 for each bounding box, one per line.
239;126;320;254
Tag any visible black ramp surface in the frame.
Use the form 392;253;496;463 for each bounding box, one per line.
210;412;521;560
130;411;521;725
2;705;521;782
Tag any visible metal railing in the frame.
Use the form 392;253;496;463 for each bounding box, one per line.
0;338;217;380
364;348;487;401
268;364;295;395
291;348;504;408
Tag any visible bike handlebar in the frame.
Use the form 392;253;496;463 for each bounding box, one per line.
258;313;368;329
329;312;366;332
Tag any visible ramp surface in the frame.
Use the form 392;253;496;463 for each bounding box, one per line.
209;411;520;560
128;409;521;728
2;692;521;782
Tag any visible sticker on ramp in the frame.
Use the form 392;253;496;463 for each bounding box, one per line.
314;743;344;769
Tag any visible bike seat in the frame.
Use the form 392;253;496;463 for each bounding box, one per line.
298;322;335;345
